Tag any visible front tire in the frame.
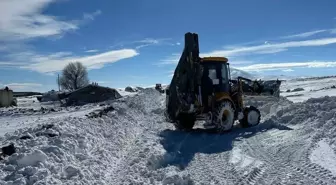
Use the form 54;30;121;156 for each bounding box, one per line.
240;106;261;128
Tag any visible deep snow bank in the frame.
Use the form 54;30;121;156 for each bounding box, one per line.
245;95;336;150
0;88;192;185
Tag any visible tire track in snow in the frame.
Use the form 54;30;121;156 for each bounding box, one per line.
107;124;145;183
270;135;336;184
202;153;240;185
300;162;336;182
243;138;307;184
188;153;233;184
168;133;236;184
236;165;266;185
108;114;168;184
240;138;285;185
185;132;268;185
161;131;244;185
203;136;239;184
103;91;169;184
242;129;336;185
295;140;336;183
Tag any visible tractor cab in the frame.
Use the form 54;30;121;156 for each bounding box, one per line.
200;57;231;94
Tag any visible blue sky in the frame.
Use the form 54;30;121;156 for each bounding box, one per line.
1;0;336;92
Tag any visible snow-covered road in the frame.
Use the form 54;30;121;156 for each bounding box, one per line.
153;95;336;185
1;83;336;184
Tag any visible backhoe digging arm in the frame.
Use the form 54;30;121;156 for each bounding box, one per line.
166;33;202;122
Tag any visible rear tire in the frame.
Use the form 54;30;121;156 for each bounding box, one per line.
240;106;261;128
214;101;235;133
174;113;196;131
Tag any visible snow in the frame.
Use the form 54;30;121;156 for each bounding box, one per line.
17;150;48;167
310;139;336;176
0;101;103;137
1;78;336;184
229;147;263;171
117;89;138;97
15;96;60;110
280;76;336;102
284;88;336;102
281;77;336;92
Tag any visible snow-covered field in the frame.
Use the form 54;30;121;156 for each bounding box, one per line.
0;77;336;185
280;77;336;102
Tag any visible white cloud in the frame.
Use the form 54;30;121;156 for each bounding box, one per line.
282;69;294;72
201;37;336;57
109;38;177;50
135;44;152;49
154;53;180;66
253;48;288;54
155;54;255;66
0;62;26;66
4;83;42;91
282;30;327;39
229;60;255;65
137;38;161;44
134;38;172;49
2;49;138;73
19;49;139;73
0;0;76;41
0;1;101;42
237;61;336;72
83;10;101;21
85;49;99;53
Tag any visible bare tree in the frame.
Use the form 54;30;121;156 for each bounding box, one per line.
59;62;89;91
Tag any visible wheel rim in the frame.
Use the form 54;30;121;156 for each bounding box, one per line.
247;110;260;126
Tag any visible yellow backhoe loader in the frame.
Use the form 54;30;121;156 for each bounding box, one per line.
165;32;281;132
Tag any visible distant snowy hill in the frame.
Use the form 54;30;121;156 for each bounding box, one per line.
230;68;298;81
230;68;255;79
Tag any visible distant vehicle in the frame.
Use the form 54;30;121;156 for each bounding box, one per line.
155;84;165;93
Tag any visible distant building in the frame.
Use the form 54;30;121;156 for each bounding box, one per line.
0;87;14;107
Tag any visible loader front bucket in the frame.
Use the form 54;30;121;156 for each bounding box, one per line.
241;79;282;97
